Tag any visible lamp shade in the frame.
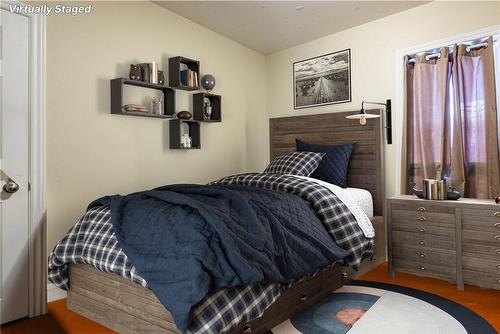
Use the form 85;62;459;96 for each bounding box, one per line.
346;109;381;125
345;113;380;120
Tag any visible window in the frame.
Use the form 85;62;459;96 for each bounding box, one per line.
405;35;500;199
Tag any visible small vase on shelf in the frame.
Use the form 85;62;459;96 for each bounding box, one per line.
180;133;192;149
150;96;163;115
203;101;212;121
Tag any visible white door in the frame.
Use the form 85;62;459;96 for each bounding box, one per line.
0;7;30;324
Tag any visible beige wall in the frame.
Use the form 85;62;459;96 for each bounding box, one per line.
265;1;500;197
47;1;500;250
46;1;267;249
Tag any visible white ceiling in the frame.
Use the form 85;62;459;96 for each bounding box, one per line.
154;1;428;54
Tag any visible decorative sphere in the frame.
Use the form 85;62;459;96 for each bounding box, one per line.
201;74;216;91
496;196;500;204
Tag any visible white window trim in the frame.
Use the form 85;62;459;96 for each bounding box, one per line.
394;25;500;196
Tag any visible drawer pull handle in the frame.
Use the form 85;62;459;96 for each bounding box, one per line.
495;235;500;241
495;223;500;228
419;266;426;270
496;264;500;269
299;294;308;302
496;249;500;255
494;212;500;217
497;278;500;284
419;253;426;258
418;228;426;233
419;240;426;245
417;207;426;212
241;324;252;333
418;216;426;222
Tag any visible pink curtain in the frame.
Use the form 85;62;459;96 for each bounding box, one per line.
406;48;458;192
454;36;500;198
406;36;499;199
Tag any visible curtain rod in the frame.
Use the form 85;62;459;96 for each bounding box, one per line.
407;41;489;64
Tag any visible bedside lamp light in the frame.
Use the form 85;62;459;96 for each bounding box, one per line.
346;99;392;144
346;108;380;125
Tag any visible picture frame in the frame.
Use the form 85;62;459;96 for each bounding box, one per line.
293;49;352;109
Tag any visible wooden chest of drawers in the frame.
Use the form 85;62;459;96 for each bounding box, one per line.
387;196;500;290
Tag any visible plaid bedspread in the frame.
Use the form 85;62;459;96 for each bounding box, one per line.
48;173;373;333
212;173;373;268
48;205;282;334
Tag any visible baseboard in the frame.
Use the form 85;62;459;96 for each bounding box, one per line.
47;282;66;302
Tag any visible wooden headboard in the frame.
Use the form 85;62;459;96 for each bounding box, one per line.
269;111;384;216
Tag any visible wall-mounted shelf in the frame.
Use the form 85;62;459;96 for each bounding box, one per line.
168;56;200;91
193;93;222;122
169;119;201;149
117;111;174;119
110;78;176;117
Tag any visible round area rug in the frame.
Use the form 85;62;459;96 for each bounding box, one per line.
268;280;496;334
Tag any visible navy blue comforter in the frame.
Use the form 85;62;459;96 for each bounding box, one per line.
89;184;348;331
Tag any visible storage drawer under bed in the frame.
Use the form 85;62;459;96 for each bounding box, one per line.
67;263;349;334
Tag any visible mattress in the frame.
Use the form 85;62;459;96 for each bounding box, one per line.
292;175;375;236
345;187;374;218
295;175;374;218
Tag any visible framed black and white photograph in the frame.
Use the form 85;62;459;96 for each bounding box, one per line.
293;49;351;109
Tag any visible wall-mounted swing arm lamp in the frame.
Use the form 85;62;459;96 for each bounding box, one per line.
345;99;392;144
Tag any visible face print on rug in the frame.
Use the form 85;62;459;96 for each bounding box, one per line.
289;292;377;334
335;308;366;326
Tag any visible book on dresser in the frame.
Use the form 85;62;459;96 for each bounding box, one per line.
386;195;500;291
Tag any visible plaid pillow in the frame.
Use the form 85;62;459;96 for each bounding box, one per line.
264;151;325;176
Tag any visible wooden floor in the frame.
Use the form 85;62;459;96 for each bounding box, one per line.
2;262;499;333
0;298;115;334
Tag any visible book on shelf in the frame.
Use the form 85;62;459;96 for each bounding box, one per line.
139;63;150;83
123;104;148;113
150;62;158;84
180;70;188;86
192;71;198;88
179;69;198;88
131;62;162;84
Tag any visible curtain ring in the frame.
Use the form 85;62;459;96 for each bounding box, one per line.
466;42;488;52
425;54;441;61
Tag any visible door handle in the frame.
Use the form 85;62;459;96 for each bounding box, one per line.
3;178;19;193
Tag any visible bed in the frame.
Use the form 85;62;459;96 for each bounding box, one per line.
52;111;385;334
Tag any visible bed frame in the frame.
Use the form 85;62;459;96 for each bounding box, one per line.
67;111;386;333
